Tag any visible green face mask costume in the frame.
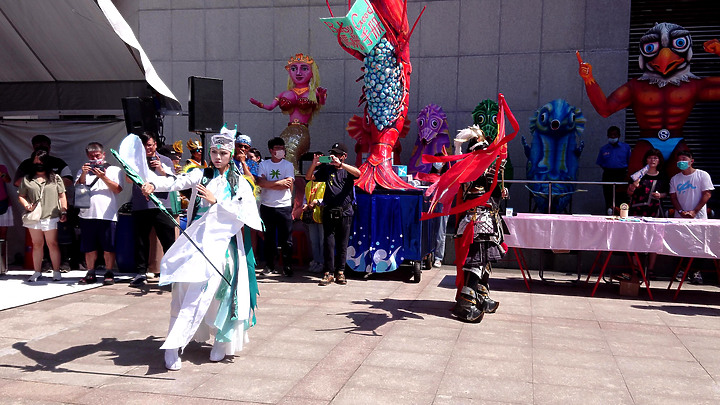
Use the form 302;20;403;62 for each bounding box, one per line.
472;99;499;143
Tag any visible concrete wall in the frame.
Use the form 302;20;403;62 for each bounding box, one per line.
125;0;631;214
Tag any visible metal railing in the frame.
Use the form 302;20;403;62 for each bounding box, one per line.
502;179;720;214
503;179;631;214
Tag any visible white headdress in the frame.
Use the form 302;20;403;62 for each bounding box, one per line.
455;125;488;152
220;123;237;138
210;133;234;152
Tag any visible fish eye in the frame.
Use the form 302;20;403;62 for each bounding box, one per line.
417;118;425;127
491;115;497;124
430;119;439;128
540;112;548;123
642;41;659;55
476;115;485;125
672;36;689;50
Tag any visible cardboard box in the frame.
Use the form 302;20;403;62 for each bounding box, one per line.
619;279;639;296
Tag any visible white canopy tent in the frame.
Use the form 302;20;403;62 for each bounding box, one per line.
0;0;179;262
0;0;152;114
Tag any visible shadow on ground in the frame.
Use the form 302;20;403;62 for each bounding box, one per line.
5;337;176;377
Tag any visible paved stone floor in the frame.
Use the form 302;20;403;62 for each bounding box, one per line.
1;265;719;404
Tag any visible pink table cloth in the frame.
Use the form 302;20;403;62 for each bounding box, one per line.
503;213;720;259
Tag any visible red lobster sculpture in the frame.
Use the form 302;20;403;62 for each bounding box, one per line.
326;0;425;193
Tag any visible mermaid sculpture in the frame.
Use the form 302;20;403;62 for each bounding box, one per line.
250;53;327;172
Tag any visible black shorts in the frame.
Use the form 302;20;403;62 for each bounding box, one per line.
80;218;116;253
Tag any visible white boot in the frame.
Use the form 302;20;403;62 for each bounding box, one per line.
52;271;62;281
209;340;228;362
164;348;181;370
27;271;42;282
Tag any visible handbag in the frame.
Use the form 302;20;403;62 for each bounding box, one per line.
301;209;314;224
74;176;100;209
22;183;45;226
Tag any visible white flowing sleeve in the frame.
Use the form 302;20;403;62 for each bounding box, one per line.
214;177;262;231
149;169;202;192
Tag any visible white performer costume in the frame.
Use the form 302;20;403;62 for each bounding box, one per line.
146;134;262;370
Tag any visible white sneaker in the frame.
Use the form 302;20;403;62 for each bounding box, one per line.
209;341;228;362
433;259;442;268
164;349;181;370
27;271;42;282
52;271;62;281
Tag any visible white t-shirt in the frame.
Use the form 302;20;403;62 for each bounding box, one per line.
75;166;123;221
669;169;714;219
258;159;294;208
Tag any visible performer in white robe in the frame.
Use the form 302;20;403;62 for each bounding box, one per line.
142;133;262;370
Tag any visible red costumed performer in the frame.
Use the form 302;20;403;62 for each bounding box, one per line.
422;94;519;323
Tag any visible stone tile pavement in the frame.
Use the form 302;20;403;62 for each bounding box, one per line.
1;265;719;404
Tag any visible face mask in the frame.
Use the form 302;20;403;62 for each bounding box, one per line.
273;150;285;159
676;161;690;171
34;163;46;172
608;138;619;144
432;162;443;171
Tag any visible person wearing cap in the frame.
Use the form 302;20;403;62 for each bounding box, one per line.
141;131;262;370
306;142;360;286
257;137;295;277
234;134;258;177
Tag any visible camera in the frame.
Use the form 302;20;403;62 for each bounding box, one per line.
147;156;159;165
88;159;106;170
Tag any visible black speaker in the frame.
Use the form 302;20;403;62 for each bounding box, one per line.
188;76;223;132
121;97;158;135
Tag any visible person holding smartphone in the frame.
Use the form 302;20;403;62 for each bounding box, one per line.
75;142;123;285
306;143;361;286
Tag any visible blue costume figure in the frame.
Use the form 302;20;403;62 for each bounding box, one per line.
521;99;585;213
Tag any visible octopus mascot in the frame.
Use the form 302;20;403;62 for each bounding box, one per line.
250;53;327;172
577;22;720;177
141;132;262;370
422;94;519;323
407;104;451;175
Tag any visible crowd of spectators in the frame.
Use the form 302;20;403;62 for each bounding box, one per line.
1;128;714;288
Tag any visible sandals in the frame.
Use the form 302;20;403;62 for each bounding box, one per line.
336;273;347;285
318;273;334;286
79;272;97;285
103;271;115;285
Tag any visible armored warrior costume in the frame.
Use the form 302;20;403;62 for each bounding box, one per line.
452;138;507;323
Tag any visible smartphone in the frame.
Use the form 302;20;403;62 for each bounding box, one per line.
319;155;333;164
